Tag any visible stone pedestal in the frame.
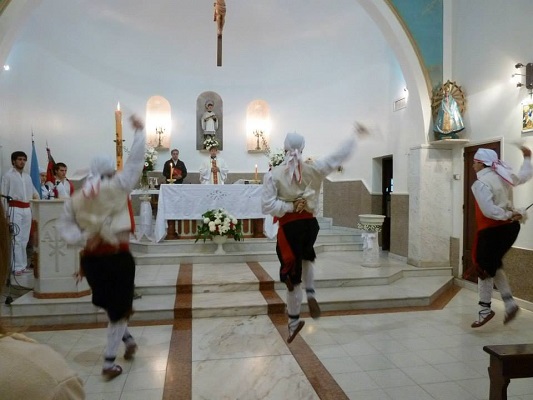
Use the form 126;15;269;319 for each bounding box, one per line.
359;214;385;268
31;200;90;298
212;235;227;254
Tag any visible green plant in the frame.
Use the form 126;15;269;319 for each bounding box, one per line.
195;208;243;242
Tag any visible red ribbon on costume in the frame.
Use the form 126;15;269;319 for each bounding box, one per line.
277;211;313;275
127;197;135;233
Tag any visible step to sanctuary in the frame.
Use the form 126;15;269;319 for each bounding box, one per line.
5;250;453;327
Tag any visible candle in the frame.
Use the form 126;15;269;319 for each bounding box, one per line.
170;167;173;180
115;102;123;170
254;164;258;180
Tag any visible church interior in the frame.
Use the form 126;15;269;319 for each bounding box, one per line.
1;1;533;399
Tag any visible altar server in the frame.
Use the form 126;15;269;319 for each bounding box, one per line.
58;115;145;380
262;124;367;343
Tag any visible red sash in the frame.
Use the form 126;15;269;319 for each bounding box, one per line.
277;211;313;275
82;242;130;257
9;200;30;208
468;201;511;278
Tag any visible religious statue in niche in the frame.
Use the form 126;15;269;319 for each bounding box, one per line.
197;92;223;150
431;80;466;140
201;100;218;139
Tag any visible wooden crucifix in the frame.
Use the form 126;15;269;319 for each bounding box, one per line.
214;0;226;66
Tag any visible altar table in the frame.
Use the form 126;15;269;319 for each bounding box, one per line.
154;184;264;242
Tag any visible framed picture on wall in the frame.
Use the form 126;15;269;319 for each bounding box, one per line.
522;103;533;133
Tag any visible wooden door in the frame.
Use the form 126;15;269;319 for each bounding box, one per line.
462;142;500;282
381;157;393;251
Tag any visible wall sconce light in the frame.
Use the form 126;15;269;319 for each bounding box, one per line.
246;100;271;152
513;62;533;90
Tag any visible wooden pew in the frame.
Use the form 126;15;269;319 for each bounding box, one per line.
483;344;533;400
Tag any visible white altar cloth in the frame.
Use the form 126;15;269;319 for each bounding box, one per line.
154;184;264;242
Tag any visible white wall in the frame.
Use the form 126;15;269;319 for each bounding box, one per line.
450;0;533;250
0;0;422;195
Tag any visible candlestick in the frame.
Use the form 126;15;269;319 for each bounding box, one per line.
254;164;258;180
115;102;123;170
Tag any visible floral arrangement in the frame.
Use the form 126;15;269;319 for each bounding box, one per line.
195;208;243;242
203;136;219;150
357;223;382;233
139;146;157;187
267;148;285;167
144;146;157;173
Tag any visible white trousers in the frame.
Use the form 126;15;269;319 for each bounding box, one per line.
10;207;31;272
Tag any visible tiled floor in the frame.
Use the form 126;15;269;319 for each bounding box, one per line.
22;284;533;399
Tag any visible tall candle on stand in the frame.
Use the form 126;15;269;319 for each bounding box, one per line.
254;164;258;180
115;102;123;170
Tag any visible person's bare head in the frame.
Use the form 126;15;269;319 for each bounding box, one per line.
171;149;179;161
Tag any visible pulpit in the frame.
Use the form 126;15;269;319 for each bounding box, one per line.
31;200;90;298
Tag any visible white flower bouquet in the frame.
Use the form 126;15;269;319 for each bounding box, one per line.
195;208;243;242
268;148;285;167
144;146;157;172
203;137;219;150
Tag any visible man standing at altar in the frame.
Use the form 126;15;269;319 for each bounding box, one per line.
262;125;366;343
199;141;228;184
162;148;187;184
58;115;145;380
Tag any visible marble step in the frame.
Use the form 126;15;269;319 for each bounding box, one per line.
6;258;453;326
131;227;362;256
6;276;452;326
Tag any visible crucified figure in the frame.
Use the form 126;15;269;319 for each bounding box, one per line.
214;0;226;37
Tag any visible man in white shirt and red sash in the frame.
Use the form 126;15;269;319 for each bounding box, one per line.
1;151;39;275
261;125;365;343
470;146;532;328
58;115;145;380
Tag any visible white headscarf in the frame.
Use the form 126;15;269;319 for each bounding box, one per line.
283;132;305;183
81;155;115;198
474;148;514;185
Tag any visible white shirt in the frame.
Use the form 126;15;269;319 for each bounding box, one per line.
262;136;356;218
1;167;38;209
471;157;532;220
54;179;73;198
58;129;146;246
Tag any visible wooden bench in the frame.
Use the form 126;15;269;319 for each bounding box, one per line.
483;344;533;400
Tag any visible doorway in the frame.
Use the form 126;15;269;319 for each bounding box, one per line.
462;141;500;283
382;157;393;251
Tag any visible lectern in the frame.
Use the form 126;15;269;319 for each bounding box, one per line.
31;200;90;298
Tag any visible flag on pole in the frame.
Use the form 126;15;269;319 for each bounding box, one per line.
30;136;41;199
46;144;56;183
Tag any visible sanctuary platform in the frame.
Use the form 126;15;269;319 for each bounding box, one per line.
3;218;455;327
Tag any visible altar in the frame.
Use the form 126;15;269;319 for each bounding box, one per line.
153;184;265;242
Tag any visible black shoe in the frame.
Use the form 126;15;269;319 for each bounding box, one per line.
307;297;321;319
287;320;305;344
